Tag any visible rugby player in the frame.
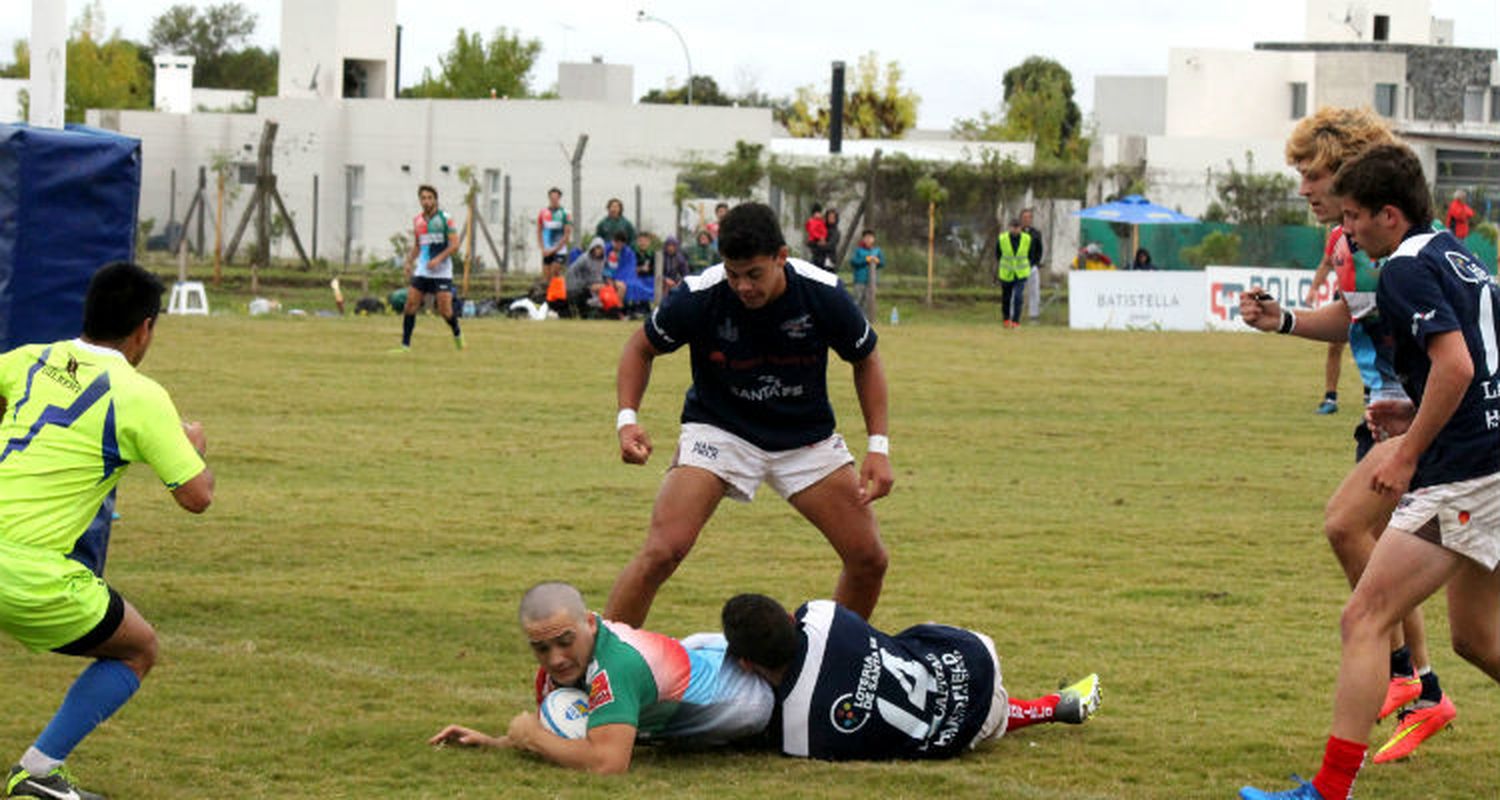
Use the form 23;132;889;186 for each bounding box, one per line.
428;581;772;774
395;184;463;352
1242;144;1500;800
721;593;1100;760
1239;107;1455;763
0;262;214;800
606;202;892;628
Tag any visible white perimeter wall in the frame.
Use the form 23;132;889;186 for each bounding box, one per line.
94;98;773;272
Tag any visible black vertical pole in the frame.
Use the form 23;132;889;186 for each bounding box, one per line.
196;166;206;256
311;173;320;261
394;25;402;97
829;61;845;155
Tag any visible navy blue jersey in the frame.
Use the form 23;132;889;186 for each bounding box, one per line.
1375;228;1500;488
643;259;877;451
774;600;995;760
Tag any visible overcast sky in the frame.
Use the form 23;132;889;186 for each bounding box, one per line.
3;0;1496;129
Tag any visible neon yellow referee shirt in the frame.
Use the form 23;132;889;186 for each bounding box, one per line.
0;339;205;554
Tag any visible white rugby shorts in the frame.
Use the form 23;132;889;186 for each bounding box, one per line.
1388;469;1500;570
673;422;855;502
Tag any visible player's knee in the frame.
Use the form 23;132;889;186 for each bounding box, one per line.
1339;592;1394;644
637;539;692;582
124;627;159;679
843;540;889;580
1450;627;1500;671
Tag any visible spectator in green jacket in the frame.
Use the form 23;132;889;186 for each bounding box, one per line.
685;229;718;273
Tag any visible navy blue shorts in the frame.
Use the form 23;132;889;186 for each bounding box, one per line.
410;276;454;295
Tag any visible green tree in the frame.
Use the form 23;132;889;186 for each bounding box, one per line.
1180;230;1243;267
0;40;27;78
955;56;1086;164
680;141;765;200
640;74;733;105
147;3;275;95
781;52;919;139
1202;152;1306;227
403;28;542;99
65;1;152;122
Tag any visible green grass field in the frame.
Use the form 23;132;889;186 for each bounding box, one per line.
3;308;1496;799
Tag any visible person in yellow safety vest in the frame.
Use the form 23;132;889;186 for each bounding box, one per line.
995;217;1033;328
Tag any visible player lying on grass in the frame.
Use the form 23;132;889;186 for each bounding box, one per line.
720;593;1101;760
428;581;772;774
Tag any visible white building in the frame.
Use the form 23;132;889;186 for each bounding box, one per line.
1092;0;1500;215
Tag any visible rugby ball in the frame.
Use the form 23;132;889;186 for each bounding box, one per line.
538;687;590;739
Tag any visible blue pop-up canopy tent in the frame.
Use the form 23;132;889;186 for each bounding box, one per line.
0;123;142;350
1075;195;1198;266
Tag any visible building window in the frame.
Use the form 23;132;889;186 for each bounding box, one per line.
1464;87;1485;122
483;169;501;226
1373;15;1389;42
1290;82;1308;119
1492;88;1500;122
345;165;365;243
1374;83;1398;117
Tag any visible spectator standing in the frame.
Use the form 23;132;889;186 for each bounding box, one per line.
707;202;729;245
595;198;637;248
848;229;885;312
1020;208;1045;319
822;208;842;270
537;187;574;281
804;203;828;266
1445;189;1476;240
996;217;1034;328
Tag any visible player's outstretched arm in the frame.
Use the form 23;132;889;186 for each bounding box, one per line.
851;350;893;504
1239;286;1351;342
616;329;658;465
505;712;636;774
428;724;509;749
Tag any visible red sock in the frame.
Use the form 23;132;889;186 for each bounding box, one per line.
1311;735;1367;800
1005;694;1060;732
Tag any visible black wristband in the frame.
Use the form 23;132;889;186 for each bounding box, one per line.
1277;309;1296;334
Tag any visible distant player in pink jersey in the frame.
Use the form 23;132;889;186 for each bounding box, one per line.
428;582;772;773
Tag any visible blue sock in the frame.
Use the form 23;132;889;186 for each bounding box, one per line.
33;660;140;762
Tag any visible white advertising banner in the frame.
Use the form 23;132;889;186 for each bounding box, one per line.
1068;270;1208;331
1202;265;1338;332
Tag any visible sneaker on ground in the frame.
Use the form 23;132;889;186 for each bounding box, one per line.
387;345;411;354
1053;673;1101;724
6;764;107;800
1238;775;1323;800
453;334;465;350
1315;398;1339;414
1373;694;1456;764
1379;673;1422;720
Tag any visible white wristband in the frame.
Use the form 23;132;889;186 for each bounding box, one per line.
867;434;889;455
616;408;638;430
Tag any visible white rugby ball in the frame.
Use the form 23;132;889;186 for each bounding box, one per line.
538;687;590;739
